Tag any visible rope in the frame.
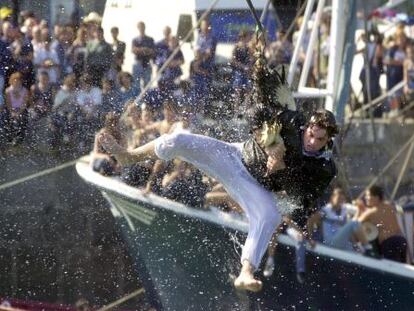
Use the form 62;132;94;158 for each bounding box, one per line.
391;140;414;200
349;81;406;117
96;288;145;311
357;131;414;199
245;0;265;34
0;158;82;191
282;0;307;42
259;0;271;25
389;100;414;120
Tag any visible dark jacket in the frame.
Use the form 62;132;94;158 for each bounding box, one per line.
242;109;336;227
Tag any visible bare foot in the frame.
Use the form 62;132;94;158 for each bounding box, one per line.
234;274;263;292
234;260;263;292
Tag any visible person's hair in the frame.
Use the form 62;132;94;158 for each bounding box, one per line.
368;185;384;201
111;26;119;33
124;99;140;115
9;72;23;84
163;99;178;113
117;71;132;86
330;187;346;203
38;70;49;78
80;74;93;86
104;111;118;127
238;29;249;40
307;110;339;138
277;29;286;35
102;77;114;88
63;74;76;86
332;187;345;196
75;27;86;43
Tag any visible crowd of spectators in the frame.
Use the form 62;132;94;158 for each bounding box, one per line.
358;21;414;117
1;9;412;149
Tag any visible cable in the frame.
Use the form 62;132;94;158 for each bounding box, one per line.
96;288;145;311
0;158;82;191
245;0;264;33
357;131;414;199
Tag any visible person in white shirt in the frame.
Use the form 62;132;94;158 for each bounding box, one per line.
307;187;373;253
76;73;102;118
33;37;60;84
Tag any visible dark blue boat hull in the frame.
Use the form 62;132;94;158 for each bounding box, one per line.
105;193;414;311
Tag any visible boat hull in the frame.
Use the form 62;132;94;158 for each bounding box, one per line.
104;192;414;311
76;160;414;310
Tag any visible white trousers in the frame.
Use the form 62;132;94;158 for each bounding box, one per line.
154;131;282;269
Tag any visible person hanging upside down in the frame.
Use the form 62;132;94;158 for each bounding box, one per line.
99;43;338;292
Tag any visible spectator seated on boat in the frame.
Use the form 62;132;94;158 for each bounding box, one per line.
357;185;407;263
120;161;152;188
120;100;143;148
119;100;176;189
118;101;168;189
161;159;207;208
141;103;193;195
307;187;374;254
92;112;122;176
138;103;158;143
140;99;179;138
204;182;243;213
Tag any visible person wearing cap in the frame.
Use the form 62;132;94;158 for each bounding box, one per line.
98;48;338;292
